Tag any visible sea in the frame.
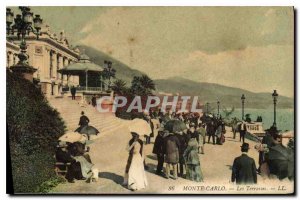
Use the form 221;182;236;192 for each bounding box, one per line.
219;108;294;132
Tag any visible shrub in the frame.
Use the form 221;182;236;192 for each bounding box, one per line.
7;71;66;193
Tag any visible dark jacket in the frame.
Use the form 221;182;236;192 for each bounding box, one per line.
206;122;215;136
175;134;187;155
91;97;97;107
239;123;247;133
262;133;275;148
153;133;165;155
231;153;257;184
70;87;76;95
67;142;86;157
164;134;180;164
183;133;191;147
55;148;74;163
79;115;90;127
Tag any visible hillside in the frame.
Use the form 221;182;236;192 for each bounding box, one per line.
155;77;294;109
78;46;293;109
78;45;145;84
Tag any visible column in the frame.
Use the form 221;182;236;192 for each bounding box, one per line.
42;48;49;80
68;60;74;85
63;57;69;84
53;52;58;96
58;56;64;85
52;52;58;79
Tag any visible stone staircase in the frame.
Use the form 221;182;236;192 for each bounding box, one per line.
48;97;130;138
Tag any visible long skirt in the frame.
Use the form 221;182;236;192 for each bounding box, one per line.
128;153;148;190
186;164;203;182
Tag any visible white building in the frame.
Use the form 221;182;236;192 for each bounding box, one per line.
6;24;80;97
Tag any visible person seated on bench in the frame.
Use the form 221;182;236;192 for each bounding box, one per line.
56;141;93;183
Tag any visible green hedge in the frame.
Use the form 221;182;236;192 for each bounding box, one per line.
7;71;66;193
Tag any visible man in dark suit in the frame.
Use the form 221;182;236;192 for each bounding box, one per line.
78;111;90;127
207;121;216;145
239;121;247;143
231;143;257;185
152;129;165;175
71;86;76;100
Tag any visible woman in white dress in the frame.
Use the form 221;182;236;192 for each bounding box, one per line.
123;132;148;191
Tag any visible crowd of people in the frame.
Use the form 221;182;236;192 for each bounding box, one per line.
122;110;228;190
123;109;294;191
54;106;294;191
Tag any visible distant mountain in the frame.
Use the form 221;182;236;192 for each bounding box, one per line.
79;46;293;109
155;77;293;109
78;45;145;85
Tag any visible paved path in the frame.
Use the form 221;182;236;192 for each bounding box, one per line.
49;98;293;194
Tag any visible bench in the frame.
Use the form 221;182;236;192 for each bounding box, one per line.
54;154;71;176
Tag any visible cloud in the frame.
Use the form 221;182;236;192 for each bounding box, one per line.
75;7;293;97
159;45;294;97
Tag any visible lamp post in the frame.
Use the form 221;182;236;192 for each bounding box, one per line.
217;100;220;117
206;102;210;114
103;60;116;91
272;90;278;127
241;94;245;120
6;7;43;82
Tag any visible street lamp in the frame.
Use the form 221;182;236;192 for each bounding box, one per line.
217;100;220;117
206;102;210;114
241;94;245;120
272;90;279;127
103;60;116;90
6;7;43;81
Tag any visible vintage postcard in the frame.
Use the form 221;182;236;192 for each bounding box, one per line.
6;6;294;195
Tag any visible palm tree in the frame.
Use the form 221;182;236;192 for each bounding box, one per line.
130;75;156;96
130;76;142;95
140;75;156;94
111;79;128;95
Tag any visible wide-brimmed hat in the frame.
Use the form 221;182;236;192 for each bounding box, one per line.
241;143;250;150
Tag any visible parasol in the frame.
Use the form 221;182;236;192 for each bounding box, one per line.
58;131;87;143
129;118;152;136
268;144;294;180
75;125;100;136
164;120;187;133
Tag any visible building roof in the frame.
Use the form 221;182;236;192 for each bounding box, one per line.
58;54;103;74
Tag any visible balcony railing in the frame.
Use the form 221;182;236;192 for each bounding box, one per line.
77;86;103;91
62;86;105;92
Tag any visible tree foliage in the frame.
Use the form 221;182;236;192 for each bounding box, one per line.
130;75;156;96
7;71;65;193
111;79;129;95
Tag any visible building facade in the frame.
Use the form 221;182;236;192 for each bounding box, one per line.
6;40;20;68
6;24;80;97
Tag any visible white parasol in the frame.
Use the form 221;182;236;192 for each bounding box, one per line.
129;118;152;136
58;131;87;143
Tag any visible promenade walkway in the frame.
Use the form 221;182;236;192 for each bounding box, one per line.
49;98;293;194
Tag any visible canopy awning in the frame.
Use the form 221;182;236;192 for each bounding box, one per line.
57;54;104;90
58;54;104;75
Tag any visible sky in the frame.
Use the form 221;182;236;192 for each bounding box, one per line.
24;6;294;97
